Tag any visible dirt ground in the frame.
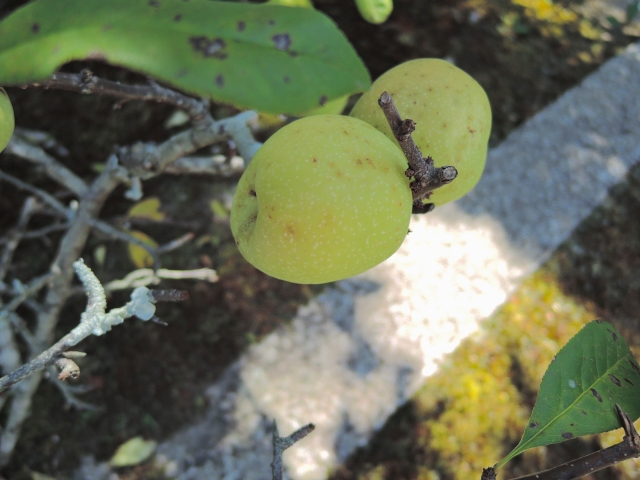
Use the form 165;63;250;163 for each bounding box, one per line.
0;0;638;478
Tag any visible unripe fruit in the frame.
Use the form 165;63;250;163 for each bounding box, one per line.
351;58;492;206
355;0;393;24
0;88;14;152
231;114;411;284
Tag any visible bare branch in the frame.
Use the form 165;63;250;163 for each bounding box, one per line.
0;259;189;394
118;110;261;178
103;267;218;291
12;127;70;157
45;369;101;411
0;197;39;280
0;221;70;245
377;91;457;212
0;169;70;217
0;158;128;467
1;273;54;316
5;133;87;195
88;219;161;269
163;154;245;176
271;420;315;480
22;69;211;124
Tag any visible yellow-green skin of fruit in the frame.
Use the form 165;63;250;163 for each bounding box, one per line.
0;88;14;152
351;58;492;206
231;114;411;284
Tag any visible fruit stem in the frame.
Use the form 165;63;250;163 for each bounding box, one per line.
377;92;458;212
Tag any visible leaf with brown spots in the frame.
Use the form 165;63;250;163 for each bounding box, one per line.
497;320;640;468
0;0;370;114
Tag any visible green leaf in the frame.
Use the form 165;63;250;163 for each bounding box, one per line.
606;16;621;28
627;1;639;23
109;436;157;467
497;320;640;468
0;0;370;114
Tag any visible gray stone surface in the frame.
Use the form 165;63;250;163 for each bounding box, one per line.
459;41;640;263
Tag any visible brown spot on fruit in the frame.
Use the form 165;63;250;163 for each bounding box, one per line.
468;127;476;135
312;158;317;163
355;158;362;165
249;189;256;197
238;21;246;31
365;158;375;168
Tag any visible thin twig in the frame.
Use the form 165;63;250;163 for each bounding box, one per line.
271;420;315;480
1;273;54;317
0;74;262;467
163;154;245;176
377;91;458;212
45;369;101;411
0;197;39;280
0;221;70;245
118;110;261;178
88;219;161;269
22;69;211;124
0;158;128;467
103;267;218;291
155;233;194;254
5;133;87;195
0;169;70;217
12;127;70;157
490;405;640;480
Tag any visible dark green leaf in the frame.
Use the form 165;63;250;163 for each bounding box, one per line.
627;1;639;23
606;16;621;28
497;320;640;467
0;0;370;114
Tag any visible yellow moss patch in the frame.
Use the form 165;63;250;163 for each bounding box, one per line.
410;266;598;479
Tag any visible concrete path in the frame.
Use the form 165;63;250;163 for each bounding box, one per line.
75;41;640;480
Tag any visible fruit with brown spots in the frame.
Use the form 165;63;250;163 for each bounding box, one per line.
230;114;411;284
351;58;492;206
